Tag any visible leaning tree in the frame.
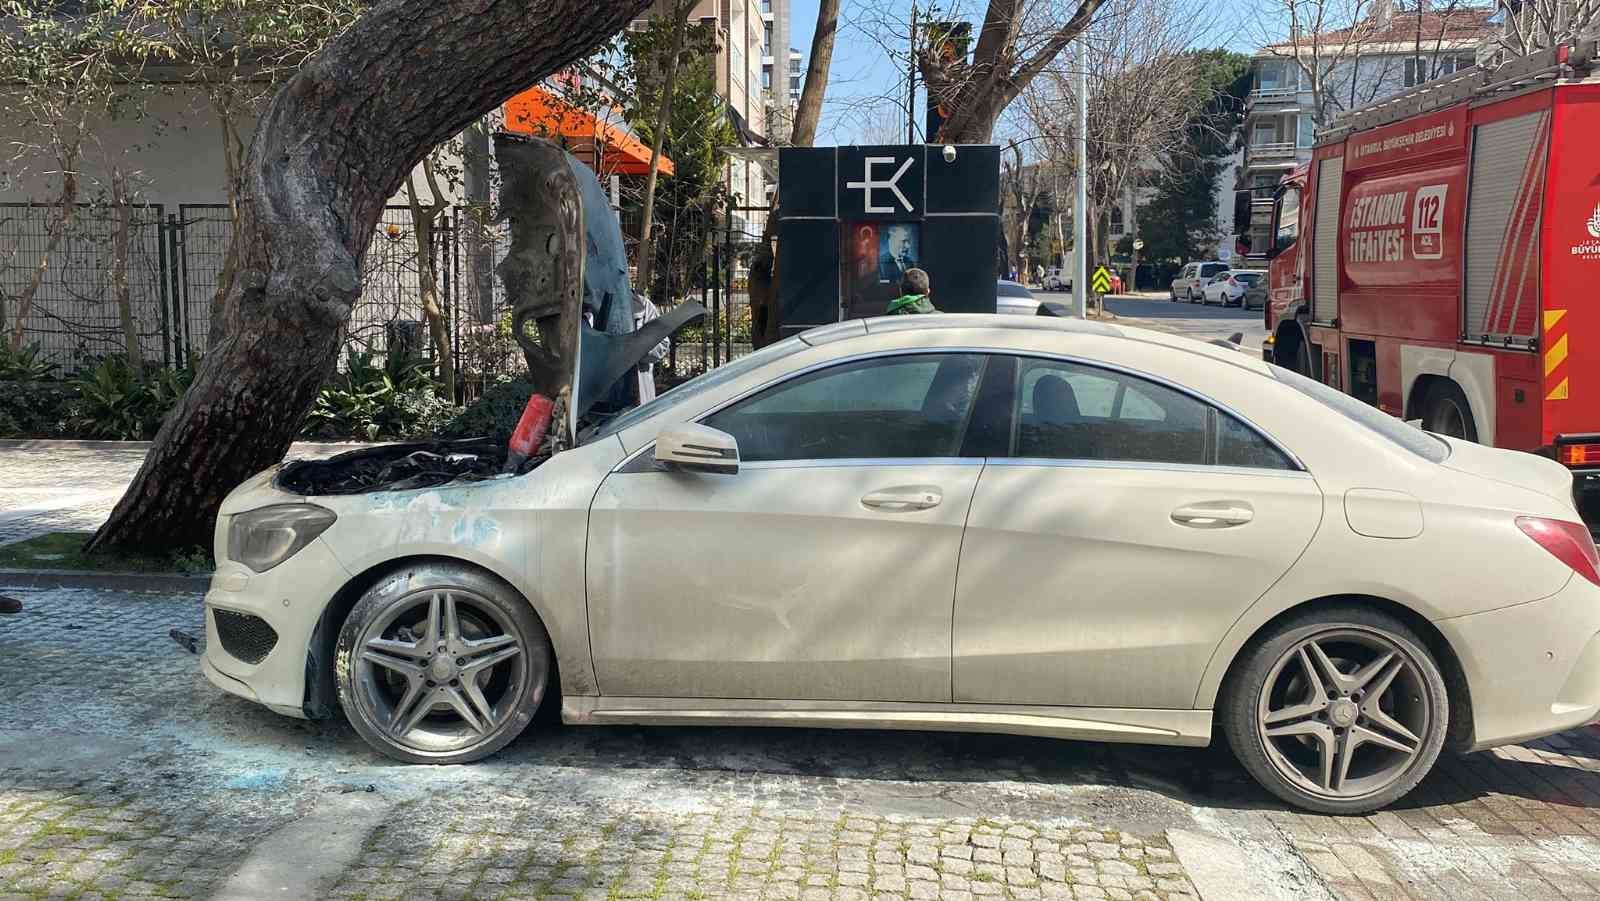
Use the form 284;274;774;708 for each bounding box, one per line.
87;0;654;552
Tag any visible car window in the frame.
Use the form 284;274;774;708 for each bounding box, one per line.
1235;272;1263;284
588;334;812;441
1008;357;1294;469
704;354;986;462
998;282;1034;298
1201;263;1228;278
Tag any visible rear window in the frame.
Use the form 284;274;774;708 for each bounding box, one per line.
1269;364;1450;462
1234;272;1263;284
1201;263;1229;278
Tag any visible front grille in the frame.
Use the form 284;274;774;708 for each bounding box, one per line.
212;609;279;664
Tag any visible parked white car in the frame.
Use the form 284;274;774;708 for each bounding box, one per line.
1042;268;1070;291
205;315;1600;814
1170;261;1230;302
1201;270;1266;306
997;279;1042;315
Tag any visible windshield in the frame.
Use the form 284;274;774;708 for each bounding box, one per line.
1269;364;1449;462
586;334;812;442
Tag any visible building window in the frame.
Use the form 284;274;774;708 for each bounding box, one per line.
1297;114;1315;148
764;21;772;55
762;68;771;89
1110;205;1125;236
1257;60;1283;90
1402;55;1472;86
1252;120;1278;145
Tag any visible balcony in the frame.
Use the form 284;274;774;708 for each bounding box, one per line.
1249;141;1299;161
1248;87;1302;108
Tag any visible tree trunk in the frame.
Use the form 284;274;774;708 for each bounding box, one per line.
748;0;841;348
111;167;141;377
8;151;79;352
207;109;249;351
636;0;692;298
406;169;456;400
789;0;841;147
88;0;653;553
462;118;498;325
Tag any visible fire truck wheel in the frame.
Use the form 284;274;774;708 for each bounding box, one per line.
1421;382;1478;442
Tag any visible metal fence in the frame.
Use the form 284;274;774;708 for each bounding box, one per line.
0;202;175;367
1;197;770;392
0;201;504;382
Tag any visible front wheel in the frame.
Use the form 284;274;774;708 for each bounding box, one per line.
336;563;552;764
1421;382;1478;442
1221;606;1449;814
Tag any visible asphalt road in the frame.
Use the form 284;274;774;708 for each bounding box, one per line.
1036;291;1270;351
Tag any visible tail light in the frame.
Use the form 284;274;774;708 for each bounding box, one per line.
1558;443;1600;467
1516;516;1600;586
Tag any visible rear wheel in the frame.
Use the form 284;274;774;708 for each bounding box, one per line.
1421;382;1478;442
1221;606;1449;814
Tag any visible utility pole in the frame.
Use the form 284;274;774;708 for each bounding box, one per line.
1073;39;1088;319
907;0;918;144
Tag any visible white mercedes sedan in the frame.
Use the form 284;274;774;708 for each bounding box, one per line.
202;315;1600;814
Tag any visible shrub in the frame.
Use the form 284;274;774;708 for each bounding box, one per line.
0;343;56;381
438;379;536;446
0;382;74;438
65;357;195;440
302;350;456;441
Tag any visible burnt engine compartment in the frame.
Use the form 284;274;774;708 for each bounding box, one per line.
275;439;547;495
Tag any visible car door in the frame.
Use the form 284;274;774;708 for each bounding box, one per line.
587;352;992;703
951;355;1322;710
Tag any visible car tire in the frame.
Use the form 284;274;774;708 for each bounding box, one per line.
335;562;553;764
1220;605;1449;814
1421;381;1479;443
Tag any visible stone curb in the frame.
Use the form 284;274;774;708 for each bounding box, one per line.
0;567;210;593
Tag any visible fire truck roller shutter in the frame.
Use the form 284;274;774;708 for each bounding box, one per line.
1464;110;1549;346
1312;156;1344;325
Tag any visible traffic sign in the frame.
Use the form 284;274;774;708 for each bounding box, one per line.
1132;239;1145;251
1091;266;1113;294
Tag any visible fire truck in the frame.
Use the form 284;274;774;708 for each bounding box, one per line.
1258;42;1600;532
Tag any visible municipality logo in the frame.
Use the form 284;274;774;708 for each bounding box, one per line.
1588;202;1600;239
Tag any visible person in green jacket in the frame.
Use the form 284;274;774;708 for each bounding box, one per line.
885;268;939;315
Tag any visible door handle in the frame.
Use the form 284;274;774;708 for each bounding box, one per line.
1171;502;1254;528
862;487;942;512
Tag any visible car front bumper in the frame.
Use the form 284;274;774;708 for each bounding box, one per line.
1436;574;1600;750
201;534;352;718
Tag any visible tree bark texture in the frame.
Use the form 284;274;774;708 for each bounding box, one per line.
89;0;653;552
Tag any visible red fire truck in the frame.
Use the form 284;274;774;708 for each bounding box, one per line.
1258;42;1600;531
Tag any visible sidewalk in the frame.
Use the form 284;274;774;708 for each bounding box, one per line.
0;439;363;547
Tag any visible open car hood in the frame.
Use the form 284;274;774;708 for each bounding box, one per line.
495;134;706;445
274;137;705;498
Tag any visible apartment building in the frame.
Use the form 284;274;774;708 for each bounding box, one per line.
1239;4;1494;253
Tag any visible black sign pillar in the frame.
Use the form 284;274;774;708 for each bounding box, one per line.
776;144;1000;338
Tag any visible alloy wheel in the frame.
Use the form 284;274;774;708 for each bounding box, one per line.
1255;627;1432;800
349;588;531;754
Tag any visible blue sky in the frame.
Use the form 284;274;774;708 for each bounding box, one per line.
788;0;1264;145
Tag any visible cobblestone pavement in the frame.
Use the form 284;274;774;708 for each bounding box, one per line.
7;443;1600;900
0;440;363;546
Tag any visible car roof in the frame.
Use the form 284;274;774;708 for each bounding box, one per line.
816;313;1273;376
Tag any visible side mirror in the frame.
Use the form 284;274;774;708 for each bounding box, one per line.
655;423;740;475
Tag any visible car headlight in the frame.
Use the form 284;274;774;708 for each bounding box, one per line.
227;504;337;573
